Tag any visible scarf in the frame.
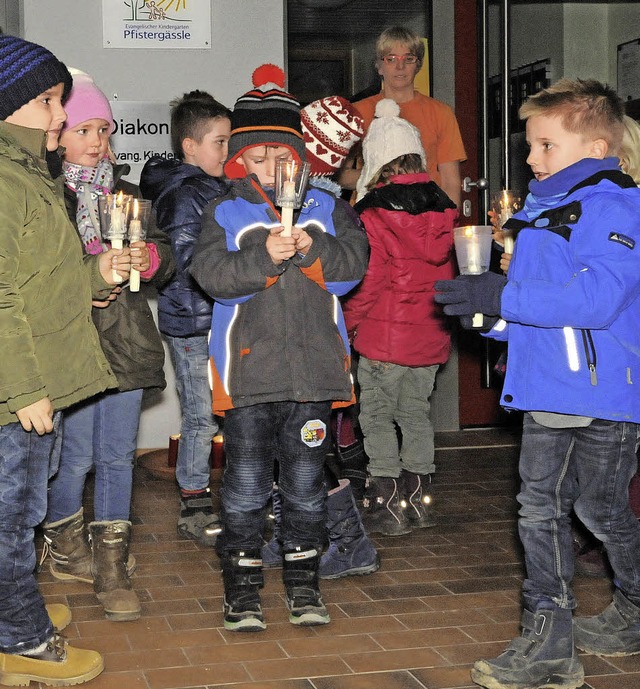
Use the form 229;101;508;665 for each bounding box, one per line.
63;157;114;254
519;157;620;221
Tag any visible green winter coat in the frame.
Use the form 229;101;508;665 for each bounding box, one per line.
0;121;117;426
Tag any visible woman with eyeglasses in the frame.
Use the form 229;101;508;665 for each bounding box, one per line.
340;26;466;208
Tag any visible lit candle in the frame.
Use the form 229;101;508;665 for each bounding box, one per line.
466;228;481;274
110;193;126;283
129;199;142;292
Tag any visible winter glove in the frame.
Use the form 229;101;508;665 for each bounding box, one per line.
434;272;507;317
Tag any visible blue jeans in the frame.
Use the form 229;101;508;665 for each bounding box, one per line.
0;420;58;653
357;357;438;477
166;335;218;491
518;413;640;611
219;401;331;554
47;389;143;522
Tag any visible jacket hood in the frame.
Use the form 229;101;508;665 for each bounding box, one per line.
139;156;204;203
355;172;456;216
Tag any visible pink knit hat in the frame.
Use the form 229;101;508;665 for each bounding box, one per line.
63;72;114;134
301;96;364;176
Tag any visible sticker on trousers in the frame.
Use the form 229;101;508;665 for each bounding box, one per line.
301;419;327;447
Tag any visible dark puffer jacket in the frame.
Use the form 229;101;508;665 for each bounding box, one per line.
65;165;175;392
139;157;230;337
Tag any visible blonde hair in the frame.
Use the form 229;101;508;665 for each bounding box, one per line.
366;153;425;191
519;78;625;154
619;115;640;184
375;26;425;70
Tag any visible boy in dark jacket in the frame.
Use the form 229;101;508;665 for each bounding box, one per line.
190;64;369;631
140;91;231;547
436;79;640;689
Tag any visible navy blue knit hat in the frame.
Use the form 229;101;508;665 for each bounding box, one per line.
0;34;72;120
224;64;306;179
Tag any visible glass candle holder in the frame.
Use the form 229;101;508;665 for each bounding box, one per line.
453;225;494;328
275;159;311;236
128;199;152;292
490;190;522;254
98;192;132;283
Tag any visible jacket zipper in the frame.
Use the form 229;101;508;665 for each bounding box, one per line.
580;329;597;386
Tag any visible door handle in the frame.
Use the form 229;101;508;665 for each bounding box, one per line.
462;176;489;193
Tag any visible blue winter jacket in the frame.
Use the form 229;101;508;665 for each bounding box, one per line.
139;156;230;337
488;157;640;422
189;175;369;413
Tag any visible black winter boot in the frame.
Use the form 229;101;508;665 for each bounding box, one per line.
574;588;640;656
89;521;141;622
261;484;283;568
362;477;412;536
177;487;221;547
471;607;584;689
283;547;330;626
338;441;368;502
401;470;435;528
319;479;380;579
221;550;266;632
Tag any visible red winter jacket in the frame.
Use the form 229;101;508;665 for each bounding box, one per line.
344;172;457;367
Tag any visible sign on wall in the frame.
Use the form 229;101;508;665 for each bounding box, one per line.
109;101;174;183
102;0;211;49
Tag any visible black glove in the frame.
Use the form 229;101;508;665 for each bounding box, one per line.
434;272;507;317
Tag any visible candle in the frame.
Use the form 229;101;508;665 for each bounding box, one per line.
282;179;296;203
466;228;481;274
110;204;124;283
129;199;142;292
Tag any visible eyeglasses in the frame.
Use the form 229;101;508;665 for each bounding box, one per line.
381;54;419;65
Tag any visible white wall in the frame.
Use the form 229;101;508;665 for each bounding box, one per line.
22;0;286;449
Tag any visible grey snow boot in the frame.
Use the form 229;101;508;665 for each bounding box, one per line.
319;479;380;579
178;487;222;547
42;508;93;583
283;547;330;626
574;588;640;656
471;607;584;689
401;470;436;528
362;476;412;536
221;550;266;632
89;521;141;622
261;484;283;569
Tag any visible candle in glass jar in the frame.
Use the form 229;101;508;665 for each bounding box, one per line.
466;228;481;273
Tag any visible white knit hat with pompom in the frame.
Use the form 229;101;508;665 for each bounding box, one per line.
355;98;426;201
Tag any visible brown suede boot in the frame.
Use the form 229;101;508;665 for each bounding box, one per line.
89;520;141;621
42;508;93;583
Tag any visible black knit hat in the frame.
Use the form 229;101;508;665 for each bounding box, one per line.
224;64;306;179
0;34;72;120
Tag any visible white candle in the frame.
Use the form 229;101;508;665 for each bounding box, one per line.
282;179;296;203
467;233;481;274
111;235;123;283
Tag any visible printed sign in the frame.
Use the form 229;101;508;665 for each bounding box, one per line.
103;0;211;49
109;101;173;183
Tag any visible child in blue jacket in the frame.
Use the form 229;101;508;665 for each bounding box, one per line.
190;65;368;632
436;79;640;689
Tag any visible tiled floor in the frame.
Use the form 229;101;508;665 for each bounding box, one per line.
36;426;640;689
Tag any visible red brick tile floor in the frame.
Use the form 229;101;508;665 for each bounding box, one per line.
34;426;640;689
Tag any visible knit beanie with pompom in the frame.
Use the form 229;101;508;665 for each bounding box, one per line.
0;34;72;120
356;98;425;201
224;64;306;179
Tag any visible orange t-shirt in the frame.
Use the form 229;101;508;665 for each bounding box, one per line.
354;91;467;188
